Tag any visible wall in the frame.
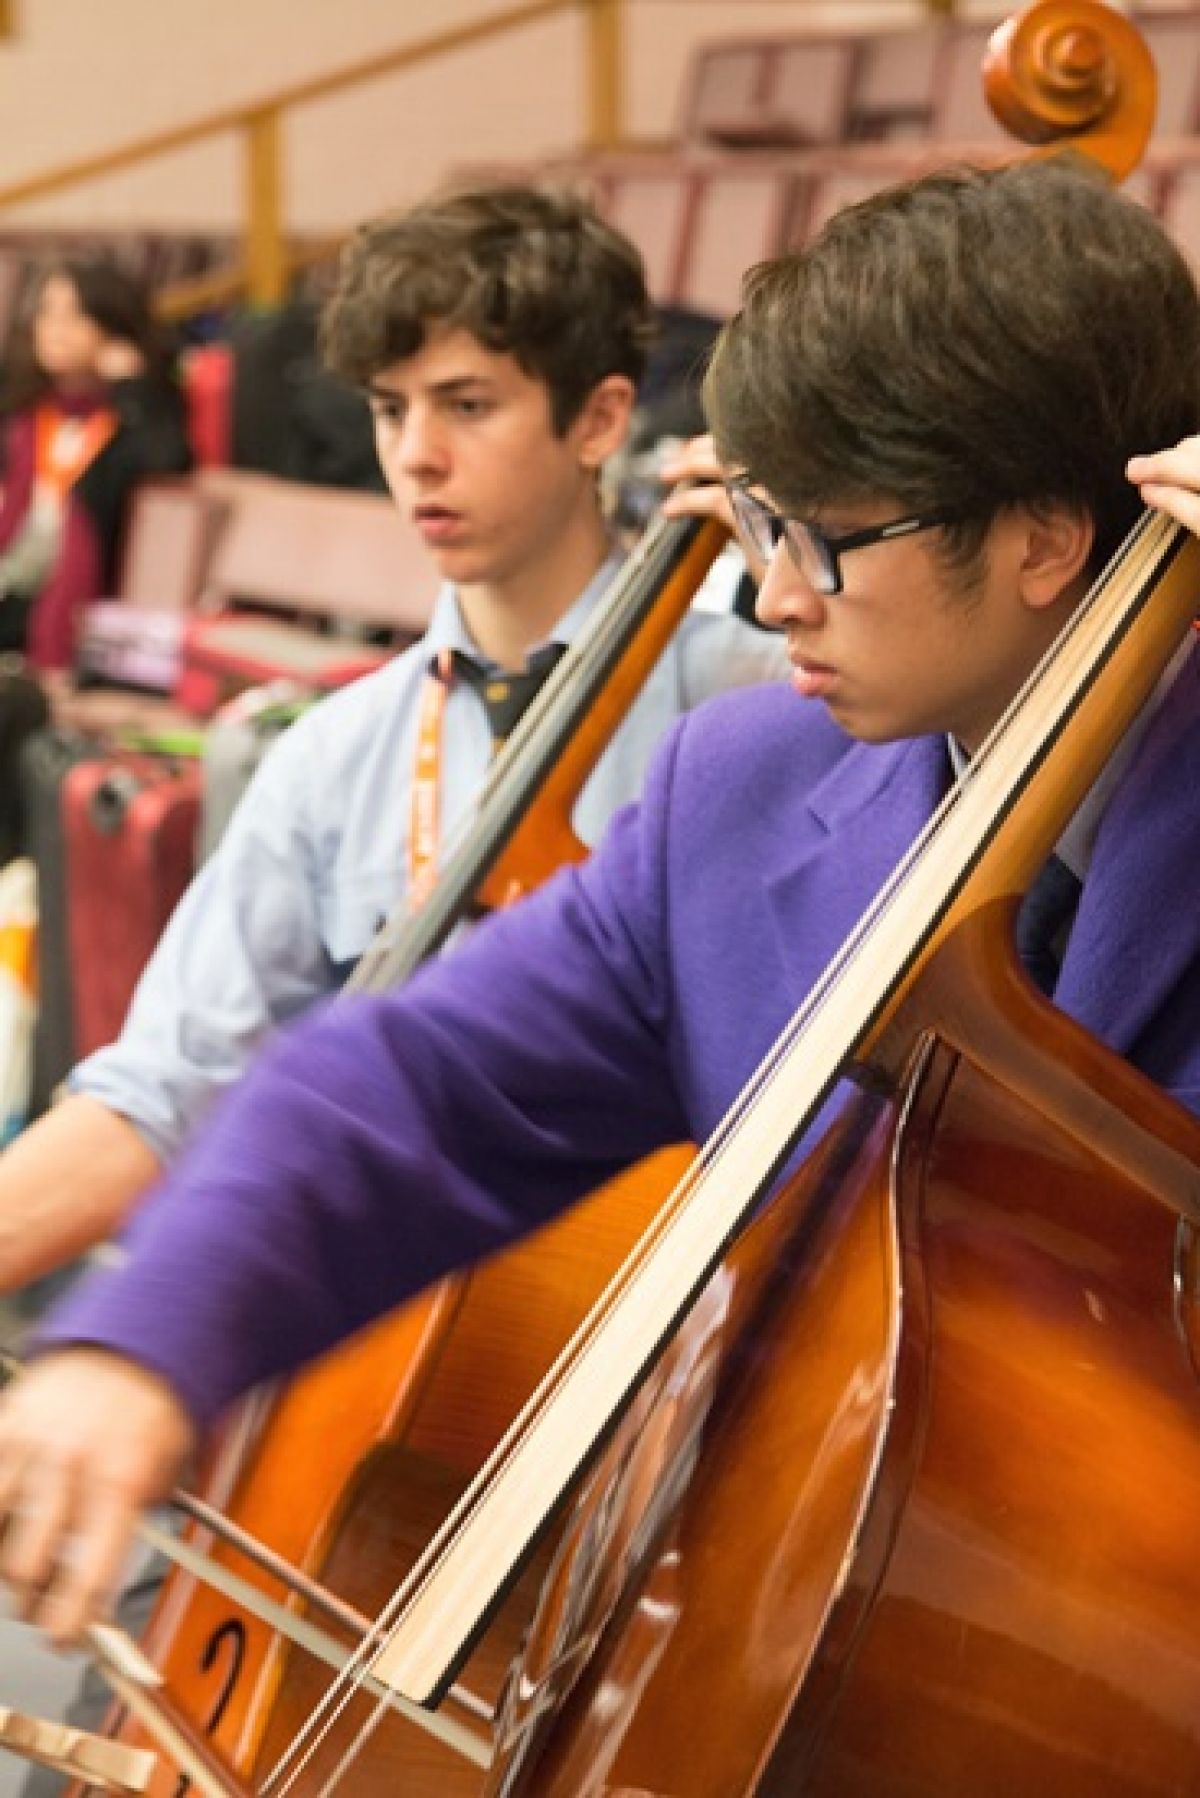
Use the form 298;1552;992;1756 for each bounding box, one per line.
0;0;578;230
0;0;1028;235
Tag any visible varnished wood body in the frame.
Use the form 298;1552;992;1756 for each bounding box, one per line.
488;933;1200;1796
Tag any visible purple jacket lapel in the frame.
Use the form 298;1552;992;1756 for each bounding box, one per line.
764;732;949;1005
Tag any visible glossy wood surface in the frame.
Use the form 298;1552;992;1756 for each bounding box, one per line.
487;1094;902;1797
486;934;1200;1796
787;1053;1200;1795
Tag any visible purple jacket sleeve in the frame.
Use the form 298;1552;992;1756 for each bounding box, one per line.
37;733;692;1428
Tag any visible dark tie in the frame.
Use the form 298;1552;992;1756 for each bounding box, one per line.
1015;854;1082;996
453;643;566;745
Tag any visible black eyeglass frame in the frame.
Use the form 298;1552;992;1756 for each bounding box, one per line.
725;478;965;596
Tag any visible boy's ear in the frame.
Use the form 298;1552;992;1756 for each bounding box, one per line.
573;374;636;469
1019;502;1096;611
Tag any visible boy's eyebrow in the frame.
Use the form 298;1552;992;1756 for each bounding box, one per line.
364;375;495;401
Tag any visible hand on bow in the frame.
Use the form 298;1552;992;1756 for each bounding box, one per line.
0;1350;195;1645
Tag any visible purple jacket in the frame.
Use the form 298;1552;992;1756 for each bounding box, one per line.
43;652;1200;1425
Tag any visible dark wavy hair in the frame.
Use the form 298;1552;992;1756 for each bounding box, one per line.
321;182;656;434
3;257;171;412
706;157;1200;578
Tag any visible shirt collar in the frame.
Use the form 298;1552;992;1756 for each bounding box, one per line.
421;549;626;675
947;631;1197;881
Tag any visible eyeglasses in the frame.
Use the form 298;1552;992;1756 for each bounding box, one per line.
726;479;963;596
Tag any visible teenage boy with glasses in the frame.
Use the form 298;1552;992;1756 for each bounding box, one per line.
3;157;1200;1648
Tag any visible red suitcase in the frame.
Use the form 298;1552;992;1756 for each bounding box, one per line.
21;725;105;1113
61;752;201;1058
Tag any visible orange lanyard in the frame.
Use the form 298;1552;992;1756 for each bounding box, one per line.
409;643;562;906
33;402;117;504
409;649;454;909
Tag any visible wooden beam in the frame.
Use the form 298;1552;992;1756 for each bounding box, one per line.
243;108;286;306
584;0;622;151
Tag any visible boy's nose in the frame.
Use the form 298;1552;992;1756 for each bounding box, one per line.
754;543;826;631
394;409;446;477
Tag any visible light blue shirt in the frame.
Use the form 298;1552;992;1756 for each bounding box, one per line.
72;558;787;1161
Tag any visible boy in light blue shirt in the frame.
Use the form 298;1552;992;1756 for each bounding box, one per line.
0;183;780;1296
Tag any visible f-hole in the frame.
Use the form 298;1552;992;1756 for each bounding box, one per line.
172;1618;248;1798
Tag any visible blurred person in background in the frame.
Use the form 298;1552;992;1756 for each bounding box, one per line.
0;258;190;670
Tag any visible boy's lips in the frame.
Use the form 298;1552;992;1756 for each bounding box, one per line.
790;656;838;699
413;505;465;544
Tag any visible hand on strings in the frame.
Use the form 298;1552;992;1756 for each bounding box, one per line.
659;434;765;581
1127;435;1200;538
0;1349;195;1645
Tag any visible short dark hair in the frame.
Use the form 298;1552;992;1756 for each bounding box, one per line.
706;158;1200;574
321;182;656;434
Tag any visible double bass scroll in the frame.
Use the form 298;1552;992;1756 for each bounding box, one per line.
983;0;1156;179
